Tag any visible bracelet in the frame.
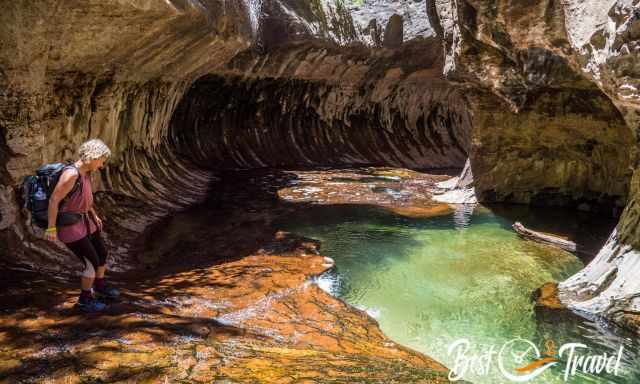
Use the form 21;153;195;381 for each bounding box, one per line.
45;227;57;233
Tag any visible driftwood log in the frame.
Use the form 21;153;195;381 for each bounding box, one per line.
512;222;577;252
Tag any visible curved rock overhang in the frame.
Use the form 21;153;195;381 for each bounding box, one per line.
170;41;470;171
0;4;467;381
0;0;252;268
469;82;632;215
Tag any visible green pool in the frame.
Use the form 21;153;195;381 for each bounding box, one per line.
278;204;640;383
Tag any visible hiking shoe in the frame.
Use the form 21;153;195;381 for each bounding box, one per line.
76;297;107;313
94;285;120;300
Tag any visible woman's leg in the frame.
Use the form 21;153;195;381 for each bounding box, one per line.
89;231;119;297
89;231;107;278
65;235;101;302
81;271;94;290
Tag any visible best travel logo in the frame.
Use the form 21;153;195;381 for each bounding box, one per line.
447;338;624;382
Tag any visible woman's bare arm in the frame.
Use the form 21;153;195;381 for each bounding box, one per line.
47;169;79;230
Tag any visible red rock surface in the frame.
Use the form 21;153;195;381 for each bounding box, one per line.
0;232;450;383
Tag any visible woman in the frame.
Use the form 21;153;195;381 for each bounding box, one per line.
45;139;119;312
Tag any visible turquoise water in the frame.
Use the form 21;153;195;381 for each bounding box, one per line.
278;204;640;383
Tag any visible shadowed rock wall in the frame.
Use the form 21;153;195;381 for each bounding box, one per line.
0;3;466;381
170;41;470;170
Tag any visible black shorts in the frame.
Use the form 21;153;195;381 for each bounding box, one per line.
64;230;108;272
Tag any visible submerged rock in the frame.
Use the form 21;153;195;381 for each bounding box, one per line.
276;167;455;218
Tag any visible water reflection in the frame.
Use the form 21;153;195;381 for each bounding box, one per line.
453;204;475;230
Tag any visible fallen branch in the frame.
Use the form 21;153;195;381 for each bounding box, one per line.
512;222;576;252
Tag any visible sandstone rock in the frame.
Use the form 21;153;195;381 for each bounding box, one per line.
558;229;640;334
0;232;451;382
534;282;566;310
0;0;255;269
431;0;634;214
532;282;585;325
432;187;477;204
344;0;434;45
0;1;465;270
433;158;477;204
172;39;470;171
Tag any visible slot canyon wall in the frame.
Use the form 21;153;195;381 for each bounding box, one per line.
0;0;639;333
428;0;640;331
170;41;470;170
0;0;473;271
0;3;464;380
431;0;635;213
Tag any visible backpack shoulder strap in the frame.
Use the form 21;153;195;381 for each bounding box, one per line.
62;164;83;199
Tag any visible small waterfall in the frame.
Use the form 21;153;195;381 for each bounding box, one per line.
245;0;263;37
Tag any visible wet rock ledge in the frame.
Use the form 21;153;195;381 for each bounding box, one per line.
0;231;450;383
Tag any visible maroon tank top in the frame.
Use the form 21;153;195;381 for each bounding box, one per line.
57;167;98;243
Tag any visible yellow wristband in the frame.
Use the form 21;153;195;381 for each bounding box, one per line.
45;227;57;233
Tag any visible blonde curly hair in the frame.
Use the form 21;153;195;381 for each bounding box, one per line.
78;139;111;162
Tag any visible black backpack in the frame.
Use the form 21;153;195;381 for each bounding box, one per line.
22;163;83;229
